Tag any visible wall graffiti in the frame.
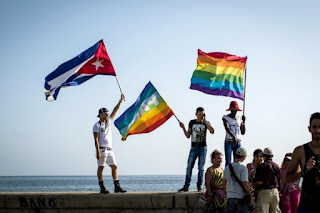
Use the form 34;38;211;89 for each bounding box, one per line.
19;196;64;212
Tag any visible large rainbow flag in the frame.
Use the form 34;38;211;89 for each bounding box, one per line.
190;49;247;100
114;82;174;140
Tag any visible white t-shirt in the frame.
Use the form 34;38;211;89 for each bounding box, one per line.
224;161;248;199
223;115;241;140
93;117;112;148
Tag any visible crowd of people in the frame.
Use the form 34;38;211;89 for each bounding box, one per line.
176;102;319;213
92;96;320;213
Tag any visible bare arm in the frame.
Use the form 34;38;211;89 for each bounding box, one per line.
222;118;236;142
243;181;254;206
285;146;303;183
93;132;101;160
204;120;214;134
205;168;213;195
223;178;227;198
179;122;191;138
110;94;125;120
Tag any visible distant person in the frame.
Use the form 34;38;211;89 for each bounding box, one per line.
279;153;300;213
178;107;214;192
253;147;281;213
222;101;246;166
223;147;254;213
203;149;227;213
285;112;320;212
246;149;263;213
93;94;127;194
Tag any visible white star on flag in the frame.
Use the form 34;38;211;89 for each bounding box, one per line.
92;58;104;71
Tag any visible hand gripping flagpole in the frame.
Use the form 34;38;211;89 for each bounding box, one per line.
242;65;247;116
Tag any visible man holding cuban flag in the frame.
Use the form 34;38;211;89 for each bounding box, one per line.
44;40;118;101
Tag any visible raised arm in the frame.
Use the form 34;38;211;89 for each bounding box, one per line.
203;114;214;134
110;94;125;120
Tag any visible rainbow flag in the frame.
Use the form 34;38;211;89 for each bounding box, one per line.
114;82;174;140
190;49;247;100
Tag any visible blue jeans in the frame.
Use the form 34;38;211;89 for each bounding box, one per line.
227;198;249;213
224;140;241;166
184;146;207;187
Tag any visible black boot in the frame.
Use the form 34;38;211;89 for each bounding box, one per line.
99;180;110;194
178;185;189;192
197;183;203;192
114;180;127;193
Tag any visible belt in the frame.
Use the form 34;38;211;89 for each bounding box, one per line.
99;147;112;150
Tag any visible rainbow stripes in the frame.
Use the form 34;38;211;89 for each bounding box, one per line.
114;82;174;140
190;49;247;100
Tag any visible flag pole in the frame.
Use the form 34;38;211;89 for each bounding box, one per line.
173;114;181;123
242;65;247;116
115;75;125;99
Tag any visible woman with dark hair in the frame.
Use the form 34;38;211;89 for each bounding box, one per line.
203;149;226;213
246;149;263;213
280;153;300;213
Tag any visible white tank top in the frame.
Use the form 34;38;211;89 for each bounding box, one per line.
223;115;241;140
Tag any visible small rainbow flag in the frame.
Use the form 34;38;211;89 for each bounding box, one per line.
190;49;247;100
114;82;174;140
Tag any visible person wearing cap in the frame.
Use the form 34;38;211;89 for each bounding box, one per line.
279;153;300;213
285;112;320;212
178;107;214;192
253;147;281;213
222;101;246;166
223;147;254;213
93;94;126;194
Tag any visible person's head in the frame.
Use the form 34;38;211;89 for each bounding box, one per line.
210;149;223;167
309;112;320;142
281;153;292;169
226;101;242;115
236;147;247;162
195;107;205;121
253;149;263;164
97;108;109;120
262;147;273;159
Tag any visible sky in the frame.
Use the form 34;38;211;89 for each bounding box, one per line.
0;0;319;176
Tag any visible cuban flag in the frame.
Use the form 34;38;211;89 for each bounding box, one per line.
44;40;116;101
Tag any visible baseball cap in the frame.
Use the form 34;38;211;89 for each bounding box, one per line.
236;147;247;156
97;108;109;117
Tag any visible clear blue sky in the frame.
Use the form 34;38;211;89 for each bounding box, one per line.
0;0;319;176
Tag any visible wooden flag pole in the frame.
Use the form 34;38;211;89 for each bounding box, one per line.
242;65;247;116
115;75;125;100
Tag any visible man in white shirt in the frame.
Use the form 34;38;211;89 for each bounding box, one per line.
93;94;126;193
222;101;246;166
223;147;253;212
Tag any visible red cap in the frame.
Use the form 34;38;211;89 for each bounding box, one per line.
226;101;242;111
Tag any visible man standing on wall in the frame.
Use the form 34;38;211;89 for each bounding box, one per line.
223;101;246;166
178;107;214;192
93;94;127;194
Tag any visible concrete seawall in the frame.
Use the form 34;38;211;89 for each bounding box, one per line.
0;191;206;213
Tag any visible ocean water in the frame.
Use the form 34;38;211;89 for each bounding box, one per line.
0;175;201;192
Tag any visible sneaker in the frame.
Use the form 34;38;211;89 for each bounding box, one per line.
197;185;203;192
178;186;189;192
